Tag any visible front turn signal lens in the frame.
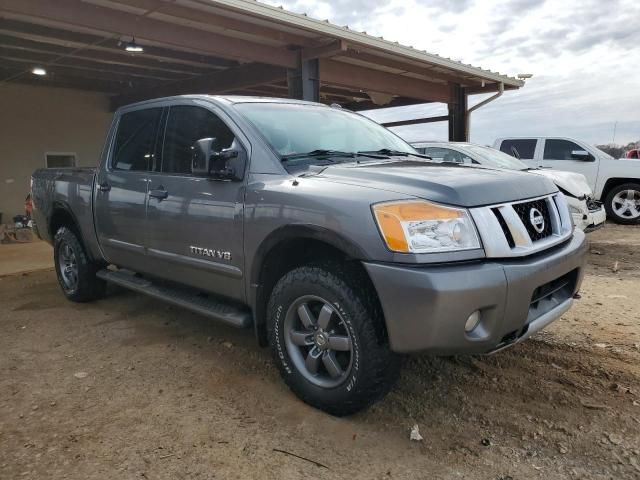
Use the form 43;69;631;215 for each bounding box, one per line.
372;200;480;254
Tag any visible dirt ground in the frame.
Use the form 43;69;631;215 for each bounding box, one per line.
0;241;52;276
1;225;639;479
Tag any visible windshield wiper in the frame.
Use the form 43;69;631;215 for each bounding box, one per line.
281;148;431;164
357;148;432;159
281;149;355;162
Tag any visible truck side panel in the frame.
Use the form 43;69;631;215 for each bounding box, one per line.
31;167;103;261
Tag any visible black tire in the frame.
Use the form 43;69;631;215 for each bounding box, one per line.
267;262;400;416
53;227;106;302
604;183;640;225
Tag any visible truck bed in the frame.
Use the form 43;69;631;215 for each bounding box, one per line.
31;167;102;259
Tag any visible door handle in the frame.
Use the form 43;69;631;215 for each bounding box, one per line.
149;187;168;200
98;182;111;192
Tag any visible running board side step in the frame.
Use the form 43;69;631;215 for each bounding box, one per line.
97;269;252;329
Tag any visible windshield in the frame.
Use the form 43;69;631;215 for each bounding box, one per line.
234;103;416;161
464;145;530;170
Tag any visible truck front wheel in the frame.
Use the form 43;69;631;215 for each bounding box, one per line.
267;263;400;416
53;227;106;302
604;183;640;224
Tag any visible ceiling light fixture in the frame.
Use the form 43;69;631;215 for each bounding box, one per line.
125;37;144;53
31;66;47;76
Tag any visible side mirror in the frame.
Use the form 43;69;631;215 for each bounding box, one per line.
191;138;216;175
191;137;246;181
571;150;595;161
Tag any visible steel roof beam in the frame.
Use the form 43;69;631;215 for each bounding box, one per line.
108;0;316;47
320;58;450;103
111;62;288;109
0;18;237;70
0;0;298;68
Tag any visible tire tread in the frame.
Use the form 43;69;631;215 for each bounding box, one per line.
267;261;400;416
54;227;106;302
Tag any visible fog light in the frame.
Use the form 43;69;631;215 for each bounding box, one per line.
465;310;481;333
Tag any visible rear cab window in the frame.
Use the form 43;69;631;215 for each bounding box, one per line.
499;139;537;160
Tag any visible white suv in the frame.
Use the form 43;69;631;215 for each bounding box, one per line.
494;137;640;224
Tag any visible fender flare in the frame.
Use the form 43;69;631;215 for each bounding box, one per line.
49;201;90;254
248;224;370;346
249;223;369;289
601;177;640;199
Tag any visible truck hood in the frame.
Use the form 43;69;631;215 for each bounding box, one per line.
528;169;592;198
311;160;557;207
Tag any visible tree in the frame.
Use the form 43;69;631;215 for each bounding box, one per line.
596;140;639;158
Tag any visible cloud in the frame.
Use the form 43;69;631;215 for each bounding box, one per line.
438;23;457;33
319;0;392;25
563;19;637;53
264;0;395;27
503;0;546;11
482;0;636;61
485;0;547;35
415;0;475;12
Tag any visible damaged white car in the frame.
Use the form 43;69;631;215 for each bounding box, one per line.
411;142;606;231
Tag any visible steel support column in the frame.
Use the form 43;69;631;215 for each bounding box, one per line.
448;83;467;141
287;56;319;102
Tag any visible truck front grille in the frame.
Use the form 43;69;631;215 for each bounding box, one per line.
511;198;552;242
470;193;573;258
492;208;515;248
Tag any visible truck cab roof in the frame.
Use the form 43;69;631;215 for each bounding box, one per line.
117;94;327;113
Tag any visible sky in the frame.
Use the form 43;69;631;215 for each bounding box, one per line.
261;0;640;146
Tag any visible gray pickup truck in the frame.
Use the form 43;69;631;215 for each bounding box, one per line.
32;95;587;415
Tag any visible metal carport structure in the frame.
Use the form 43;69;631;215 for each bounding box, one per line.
0;0;523;140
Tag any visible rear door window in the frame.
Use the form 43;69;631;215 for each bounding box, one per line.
543;139;584;160
160;105;235;175
499;139;537;160
112;108;162;171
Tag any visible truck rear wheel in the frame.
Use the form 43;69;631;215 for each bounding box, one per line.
267;263;400;416
54;227;106;302
604;183;640;224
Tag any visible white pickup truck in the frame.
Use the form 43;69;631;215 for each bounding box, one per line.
494;137;640;224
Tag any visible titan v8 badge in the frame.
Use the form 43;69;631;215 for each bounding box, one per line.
190;246;231;261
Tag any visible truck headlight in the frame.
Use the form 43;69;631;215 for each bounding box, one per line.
372;200;481;253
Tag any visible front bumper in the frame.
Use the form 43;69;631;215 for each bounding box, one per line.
364;229;588;354
573;207;606;232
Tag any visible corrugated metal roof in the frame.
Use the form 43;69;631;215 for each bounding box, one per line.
210;0;524;88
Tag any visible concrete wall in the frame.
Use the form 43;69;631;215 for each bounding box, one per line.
0;84;112;221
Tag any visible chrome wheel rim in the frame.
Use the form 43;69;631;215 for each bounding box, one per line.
58;241;78;291
612;189;640;219
284;295;353;388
